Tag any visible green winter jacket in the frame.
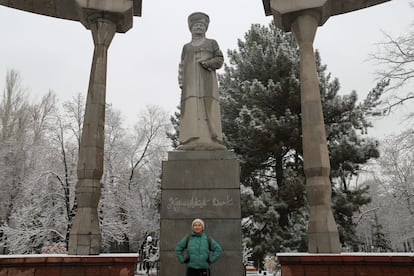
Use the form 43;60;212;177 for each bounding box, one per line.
175;231;222;269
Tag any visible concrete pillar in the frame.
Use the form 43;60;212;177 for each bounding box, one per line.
291;12;341;253
68;18;116;255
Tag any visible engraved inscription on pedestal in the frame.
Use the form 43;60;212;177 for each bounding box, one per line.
162;189;240;218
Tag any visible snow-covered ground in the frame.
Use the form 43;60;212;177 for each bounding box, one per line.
135;267;159;276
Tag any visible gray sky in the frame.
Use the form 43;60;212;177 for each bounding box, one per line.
0;0;412;137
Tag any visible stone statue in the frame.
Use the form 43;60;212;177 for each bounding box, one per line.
177;12;226;151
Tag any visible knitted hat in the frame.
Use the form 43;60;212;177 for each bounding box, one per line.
188;12;210;30
192;218;205;230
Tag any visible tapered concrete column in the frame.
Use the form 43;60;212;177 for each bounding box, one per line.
291;12;341;253
68;18;116;255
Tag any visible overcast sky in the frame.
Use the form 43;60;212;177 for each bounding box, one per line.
0;0;412;137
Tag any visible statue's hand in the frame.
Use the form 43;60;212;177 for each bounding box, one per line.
200;61;212;72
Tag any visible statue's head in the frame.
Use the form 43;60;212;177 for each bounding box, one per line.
188;12;210;31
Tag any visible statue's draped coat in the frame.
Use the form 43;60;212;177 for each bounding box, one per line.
178;38;225;150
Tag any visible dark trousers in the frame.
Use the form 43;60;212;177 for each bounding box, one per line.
187;267;210;276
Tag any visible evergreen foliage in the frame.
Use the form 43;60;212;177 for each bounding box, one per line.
371;213;392;252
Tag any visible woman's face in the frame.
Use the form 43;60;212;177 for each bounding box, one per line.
191;22;206;36
192;222;204;234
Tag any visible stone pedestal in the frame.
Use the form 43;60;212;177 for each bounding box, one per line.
277;253;414;276
160;150;243;276
0;254;139;276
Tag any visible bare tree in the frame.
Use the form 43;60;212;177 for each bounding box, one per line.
47;112;78;247
62;93;85;150
128;105;171;191
377;132;414;215
30;91;56;144
100;105;171;252
0;75;171;253
0;70;30;254
370;2;414;115
0;69;30;142
359;131;414;251
0;70;70;253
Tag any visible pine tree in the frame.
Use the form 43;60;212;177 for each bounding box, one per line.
371;213;391;252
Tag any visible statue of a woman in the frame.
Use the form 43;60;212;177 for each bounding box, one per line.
177;12;226;151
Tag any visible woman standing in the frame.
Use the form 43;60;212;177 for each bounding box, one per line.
175;219;222;276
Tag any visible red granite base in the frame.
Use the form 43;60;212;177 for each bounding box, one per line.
0;254;139;276
278;253;414;276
